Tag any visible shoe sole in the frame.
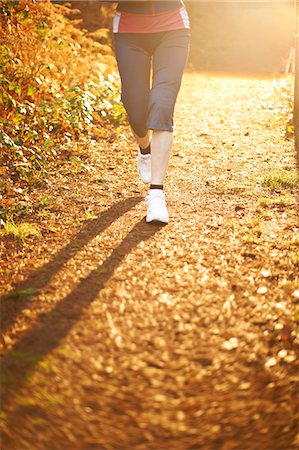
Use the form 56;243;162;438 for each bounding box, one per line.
146;215;169;224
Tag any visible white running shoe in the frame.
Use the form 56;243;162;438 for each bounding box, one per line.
137;149;151;184
146;189;169;224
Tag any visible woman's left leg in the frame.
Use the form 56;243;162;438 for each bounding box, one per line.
150;131;173;185
145;29;190;222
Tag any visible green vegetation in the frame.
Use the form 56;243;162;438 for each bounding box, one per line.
285;233;299;248
257;194;296;209
1;219;39;241
0;0;125;224
273;76;295;137
6;287;40;298
262;170;298;191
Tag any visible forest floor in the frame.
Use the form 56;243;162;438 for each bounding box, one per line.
1;71;299;450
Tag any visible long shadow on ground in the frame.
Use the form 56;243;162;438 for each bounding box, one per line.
2;199;164;410
1;197;142;334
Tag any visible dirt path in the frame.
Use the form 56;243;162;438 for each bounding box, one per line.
1;72;298;450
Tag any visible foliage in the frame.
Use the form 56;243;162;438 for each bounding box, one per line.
262;170;298;191
273;76;295;137
0;0;125;222
1;218;39;241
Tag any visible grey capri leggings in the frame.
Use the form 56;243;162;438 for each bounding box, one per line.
114;29;190;138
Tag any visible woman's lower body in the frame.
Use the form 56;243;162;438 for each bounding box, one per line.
114;28;190;223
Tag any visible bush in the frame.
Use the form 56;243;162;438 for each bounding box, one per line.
0;0;126;222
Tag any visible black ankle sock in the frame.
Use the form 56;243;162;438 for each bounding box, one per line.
150;184;163;190
139;143;151;155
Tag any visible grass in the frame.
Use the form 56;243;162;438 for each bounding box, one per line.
262;170;298;191
291;253;299;266
17;392;64;410
9;349;42;365
257;194;295;209
285;234;299;248
6;288;40;298
242;233;259;244
1;220;39;241
37;210;55;218
272;195;295;206
257;197;270;208
83;209;98;221
216;181;251;194
37;195;54;209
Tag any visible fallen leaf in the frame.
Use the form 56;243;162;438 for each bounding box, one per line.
265;357;277;368
222;337;239;351
257;286;267;295
261;269;271;278
280;323;292;342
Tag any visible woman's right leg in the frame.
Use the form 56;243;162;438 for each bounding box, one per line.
113;33;151;145
132;129;151;151
114;33;153;183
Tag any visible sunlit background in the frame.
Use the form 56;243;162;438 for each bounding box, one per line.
64;0;295;73
187;1;294;73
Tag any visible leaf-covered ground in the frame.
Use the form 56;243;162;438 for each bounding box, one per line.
1;72;299;450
